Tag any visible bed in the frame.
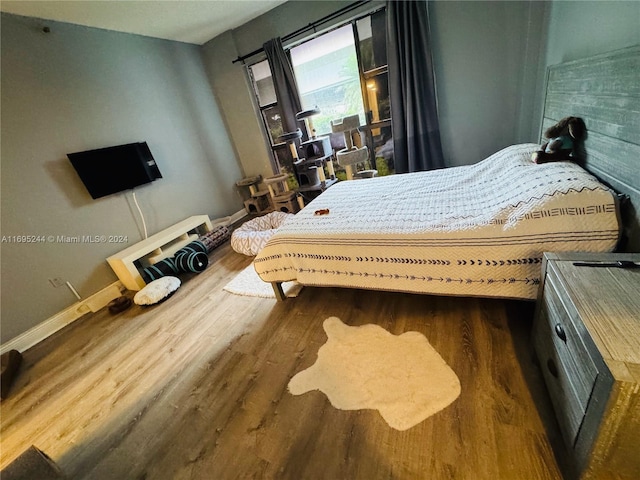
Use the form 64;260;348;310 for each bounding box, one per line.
255;45;640;301
254;143;620;300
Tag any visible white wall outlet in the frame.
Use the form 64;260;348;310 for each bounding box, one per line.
48;277;65;288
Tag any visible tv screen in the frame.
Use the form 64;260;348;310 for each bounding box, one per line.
67;142;162;199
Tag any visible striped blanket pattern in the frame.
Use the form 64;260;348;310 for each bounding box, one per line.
254;144;620;300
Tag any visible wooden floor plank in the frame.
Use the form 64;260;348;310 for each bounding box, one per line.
0;241;566;479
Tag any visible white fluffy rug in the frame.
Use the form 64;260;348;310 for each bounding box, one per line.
288;317;461;431
223;263;302;298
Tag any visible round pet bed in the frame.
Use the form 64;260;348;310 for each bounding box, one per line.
231;211;293;256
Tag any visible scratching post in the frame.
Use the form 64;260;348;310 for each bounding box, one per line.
296;107;321;140
296;108;335;183
236;175;271;214
331;115;376;180
273;129;306;213
279;129;304;164
275;108;338;208
297;135;334;187
263;173;299;213
292;107;337;204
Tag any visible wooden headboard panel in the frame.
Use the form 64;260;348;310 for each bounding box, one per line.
540;45;640;252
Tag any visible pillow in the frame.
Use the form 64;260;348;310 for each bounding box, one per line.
134;276;181;306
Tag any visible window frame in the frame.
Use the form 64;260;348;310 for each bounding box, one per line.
246;6;391;177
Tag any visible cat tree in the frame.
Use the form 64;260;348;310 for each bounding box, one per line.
331;114;377;180
263;172;301;213
235;175;272;214
279;108;337;206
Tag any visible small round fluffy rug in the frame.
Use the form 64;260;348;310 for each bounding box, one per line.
288;317;461;431
223;263;302;299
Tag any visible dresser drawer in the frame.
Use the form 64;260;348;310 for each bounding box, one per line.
533;276;599;445
533;252;640;478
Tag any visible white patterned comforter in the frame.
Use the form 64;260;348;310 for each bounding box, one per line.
254;144;620;300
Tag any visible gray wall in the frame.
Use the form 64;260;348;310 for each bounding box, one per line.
0;13;243;343
430;1;548;166
201;31;274;181
544;0;640;66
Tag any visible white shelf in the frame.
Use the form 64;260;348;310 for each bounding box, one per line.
144;233;199;265
107;215;212;291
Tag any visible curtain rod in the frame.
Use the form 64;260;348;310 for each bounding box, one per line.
231;0;371;64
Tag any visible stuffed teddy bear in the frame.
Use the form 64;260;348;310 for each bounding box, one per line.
532;116;586;164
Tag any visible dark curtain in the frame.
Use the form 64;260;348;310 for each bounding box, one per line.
263;38;305;141
386;0;445;173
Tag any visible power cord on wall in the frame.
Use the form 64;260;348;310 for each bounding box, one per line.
132;191;148;239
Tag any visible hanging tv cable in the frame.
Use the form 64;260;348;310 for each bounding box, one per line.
132;191;148;240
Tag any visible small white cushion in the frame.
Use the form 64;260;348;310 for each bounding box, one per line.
134;276;181;305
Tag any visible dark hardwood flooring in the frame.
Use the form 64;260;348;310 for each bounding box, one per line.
1;242;569;479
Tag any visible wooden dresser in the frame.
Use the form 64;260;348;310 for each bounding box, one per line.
532;252;640;479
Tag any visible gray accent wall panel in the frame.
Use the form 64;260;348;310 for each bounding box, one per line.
541;46;640;251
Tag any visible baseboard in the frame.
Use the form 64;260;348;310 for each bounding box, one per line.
212;209;247;227
0;211;248;355
227;209;248;225
0;281;124;355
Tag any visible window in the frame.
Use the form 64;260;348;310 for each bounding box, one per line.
248;8;394;182
290;25;365;136
356;9;394;174
357;10;387;72
248;60;298;189
249;60;277;107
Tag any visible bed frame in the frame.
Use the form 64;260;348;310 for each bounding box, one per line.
269;45;640;300
540;45;640;251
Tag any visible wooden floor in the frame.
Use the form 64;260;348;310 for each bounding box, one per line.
1;242;570;479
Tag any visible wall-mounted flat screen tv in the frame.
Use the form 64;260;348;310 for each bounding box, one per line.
67;142;162;199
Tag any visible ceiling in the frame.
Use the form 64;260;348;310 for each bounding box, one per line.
0;0;288;45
